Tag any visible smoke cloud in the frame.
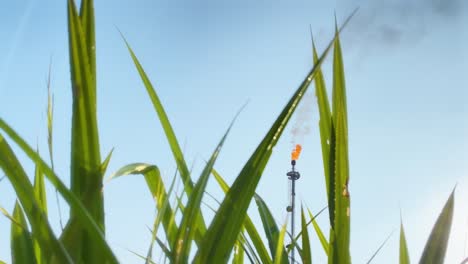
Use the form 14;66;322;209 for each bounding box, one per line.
338;0;466;53
290;91;314;146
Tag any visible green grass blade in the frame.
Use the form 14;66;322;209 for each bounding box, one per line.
109;163;179;250
173;117;235;263
100;148;114;176
366;230;394;264
301;207;312;264
307;207;329;256
78;0;96;83
419;190;455;264
399;221;410;264
194;14;355;263
66;1;104;261
0;121;119;263
146;169;178;264
329;25;351;264
233;240;245;264
212;169;272;264
121;35;209;242
0;135;72;263
67;0;103;221
254;194;289;264
312;38;332;213
33;162;47;217
274;221;288;264
288;206;327;254
11;202;37;264
33;162;47;264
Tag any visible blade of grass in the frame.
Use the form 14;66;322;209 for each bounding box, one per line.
66;1;103;261
329;21;352;264
311;34;332;215
173;112;237;263
0;121;119;263
0;134;72;263
212;169;272;264
109;163;179;250
33;161;48;264
145;169;178;264
399;220;410;264
203;191;262;264
366;230;395;264
233;240;245;264
274;221;288;264
301;207;312;264
307;207;329;256
287;206;328;255
254;194;289;264
121;32;209;245
419;189;455;264
11;202;37;264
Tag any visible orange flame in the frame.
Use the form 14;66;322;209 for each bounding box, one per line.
291;144;302;161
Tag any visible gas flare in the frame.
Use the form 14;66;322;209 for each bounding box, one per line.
291;144;302;161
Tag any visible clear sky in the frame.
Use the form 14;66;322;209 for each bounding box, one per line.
0;0;467;263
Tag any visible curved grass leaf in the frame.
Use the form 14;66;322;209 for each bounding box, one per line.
0;121;118;263
307;207;329;256
0;135;72;263
254;194;289;264
212;169;272;264
11;202;37;264
173;115;236;263
399;221;410;264
121;34;208;244
312;37;332;215
233;240;245;264
145;169;178;264
109;163;179;250
33;162;48;264
366;230;394;264
419;190;455;264
274;221;288;264
301;207;312;264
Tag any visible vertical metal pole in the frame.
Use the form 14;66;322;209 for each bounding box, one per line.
291;174;296;264
287;161;299;264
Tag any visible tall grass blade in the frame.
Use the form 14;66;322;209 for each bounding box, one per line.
274;221;288;264
33;162;47;264
306;207;329;255
312;38;332;213
0;121;119;263
0;134;72;263
399;221;410;264
328;23;351;264
11;202;37;264
145;170;178;263
109;163;179;250
212;169;272;263
254;194;289;264
366;230;394;264
66;0;103;261
173;115;236;263
418;190;455;264
121;35;208;241
233;240;245;264
301;207;312;264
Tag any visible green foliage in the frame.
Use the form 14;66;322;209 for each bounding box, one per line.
0;1;458;263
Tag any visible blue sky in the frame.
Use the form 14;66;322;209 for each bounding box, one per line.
1;0;467;263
